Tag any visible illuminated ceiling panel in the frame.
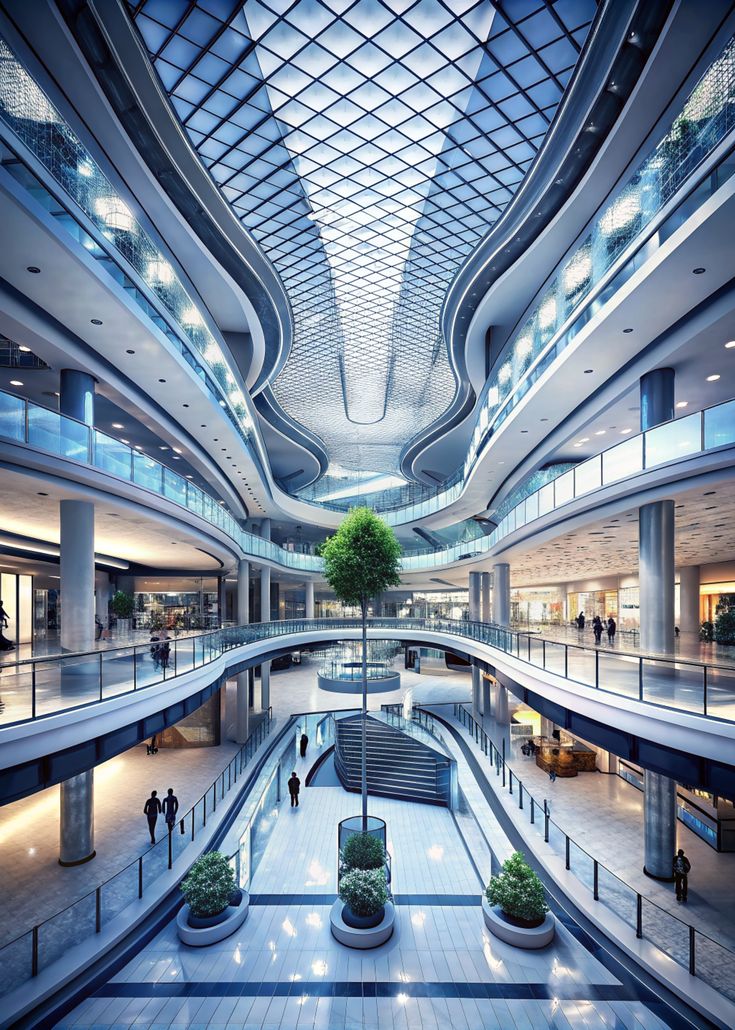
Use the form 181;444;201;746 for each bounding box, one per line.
127;0;596;483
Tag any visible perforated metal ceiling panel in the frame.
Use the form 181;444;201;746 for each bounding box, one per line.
127;0;596;485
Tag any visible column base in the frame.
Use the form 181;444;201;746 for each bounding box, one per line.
642;865;675;882
59;849;96;867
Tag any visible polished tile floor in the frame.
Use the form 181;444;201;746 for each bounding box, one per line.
58;765;677;1028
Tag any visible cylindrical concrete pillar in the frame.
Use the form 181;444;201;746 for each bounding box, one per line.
59;770;95;865
639;500;675;654
235;672;250;744
644;771;677;880
305;580;315;620
469;571;481;621
237;559;250;625
495;682;510;725
480;675;491;717
259;517;272;712
260;566;271;623
481;572;490;623
492;563;510;627
60;368;96;426
678;565;700;640
60;499;95;652
94;570;110;624
640;367;674;431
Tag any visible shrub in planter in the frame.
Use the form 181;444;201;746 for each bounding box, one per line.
111;590;134;620
486;852;548;928
339;867;388;929
341;832;385;872
181;852;238;927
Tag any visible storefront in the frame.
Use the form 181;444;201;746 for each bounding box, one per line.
0;571;33;644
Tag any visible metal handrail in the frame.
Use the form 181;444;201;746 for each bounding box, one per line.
2;617;733;728
441;701;735;1002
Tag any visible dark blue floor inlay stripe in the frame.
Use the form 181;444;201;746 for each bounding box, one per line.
95;981;636;1001
248;893;480;906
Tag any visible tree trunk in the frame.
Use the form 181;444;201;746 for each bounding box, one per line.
361;598;368;829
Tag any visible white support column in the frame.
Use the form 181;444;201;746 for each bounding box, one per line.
235;672;250;744
644;771;677;880
481;572;491;623
492;563;510;627
305;580;315;620
639;500;675;654
94;570;111;624
678;565;700;642
259;519;271;712
237;559;250;625
469;572;481;715
60;500;95;652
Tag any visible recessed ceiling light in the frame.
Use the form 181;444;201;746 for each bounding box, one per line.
158;378;166;383
90;318;103;325
126;349;135;354
594;430;606;436
183;403;189;407
159;446;169;451
579;437;590;443
186;475;193;480
583;369;594;374
10;380;23;386
134;444;143;450
693;267;706;274
172;456;181;460
725;341;735;349
18;345;31;353
112;422;124;429
120;438;129;444
219;399;226;407
620;428;632;435
675;401;688;409
706;374;720;381
37;491;48;496
573;443;582;448
173;447;182;454
622;328;633;334
27;266;40;274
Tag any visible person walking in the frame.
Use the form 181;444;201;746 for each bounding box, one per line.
548;768;557;783
673;848;691;902
0;599;14;651
576;611;585;630
162;787;179;834
607;616;617;645
288;771;301;808
144;790;162;844
592;616;603;645
299;732;309;758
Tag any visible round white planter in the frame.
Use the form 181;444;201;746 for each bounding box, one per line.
482;896;555;949
330;899;395;949
177;892;249;946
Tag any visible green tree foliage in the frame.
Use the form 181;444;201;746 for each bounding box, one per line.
339;867;388;917
320;507;402;615
181;851;235;917
486;851;548;923
341;831;386;872
111;590;134;619
714;593;735;645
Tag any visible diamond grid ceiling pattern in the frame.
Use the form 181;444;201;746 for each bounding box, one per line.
127;0;596;481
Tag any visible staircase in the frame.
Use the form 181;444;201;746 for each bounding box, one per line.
334;714;454;807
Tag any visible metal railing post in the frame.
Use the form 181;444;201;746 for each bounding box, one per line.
191;808;195;841
636;894;642;939
544;800;549;842
703;665;707;716
168;826;173;870
593;860;599;900
689;926;696;976
564;645;568;679
530;797;535;824
138;856;143;898
99;652;103;702
565;836;570;870
638;659;643;701
95;887;101;933
594;648;599;687
32;662;36;719
509;770;513;796
518;783;523;810
32;926;38;977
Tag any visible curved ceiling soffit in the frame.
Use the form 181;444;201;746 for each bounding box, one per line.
118;0;614;487
400;0;675;481
253;386;329;485
55;0;294;396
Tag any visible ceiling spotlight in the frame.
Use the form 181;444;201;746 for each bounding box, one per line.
594;430;606;436
583;369;594;374
27;266;40;273
579;437;590;443
112;422;124;429
693;267;706;274
18;345;31;352
90;318;103;325
620;428;632;435
10;379;23;386
725;341;735;349
623;328;633;334
706;374;720;381
37;491;48;496
158;378;166;383
173;447;182;454
126;349;135;354
121;438;129;444
675;401;688;409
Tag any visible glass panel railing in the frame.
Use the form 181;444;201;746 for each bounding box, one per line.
93;430;132;479
132;451;163;492
602;434;643;483
0;391;25;441
704;397;735;448
645;411;701;465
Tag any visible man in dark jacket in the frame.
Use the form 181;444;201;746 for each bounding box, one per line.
144;790;162;844
162;787;179;833
288;772;301;808
300;733;309;758
673;848;691;902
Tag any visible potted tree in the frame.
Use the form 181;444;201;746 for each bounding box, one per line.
176;851;249;946
331;866;394;947
483;852;555;948
110;590;134;637
321;507;401;828
340;830;390;885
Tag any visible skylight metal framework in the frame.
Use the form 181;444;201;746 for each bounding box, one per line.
127;0;596;483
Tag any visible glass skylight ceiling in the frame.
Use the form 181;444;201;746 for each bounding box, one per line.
128;0;596;484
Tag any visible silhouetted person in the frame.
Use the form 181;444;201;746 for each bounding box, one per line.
299;733;308;758
0;600;14;651
288;772;300;808
146;735;158;756
607;616;616;644
576;611;585;630
162;787;179;833
144;790;162;844
592;616;602;645
673;848;691;902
